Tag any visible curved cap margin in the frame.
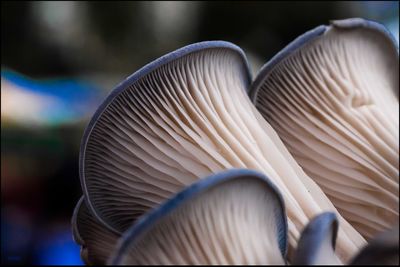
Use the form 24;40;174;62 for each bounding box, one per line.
249;18;399;102
109;168;288;264
79;41;252;233
293;212;339;265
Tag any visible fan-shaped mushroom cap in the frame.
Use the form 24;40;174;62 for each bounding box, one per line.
293;212;341;265
350;223;399;265
250;18;399;239
72;196;119;265
79;40;365;262
109;169;287;265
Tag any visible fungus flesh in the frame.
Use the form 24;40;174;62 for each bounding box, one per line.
251;20;399;239
80;41;366;262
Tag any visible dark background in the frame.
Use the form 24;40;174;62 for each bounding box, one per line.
1;1;399;265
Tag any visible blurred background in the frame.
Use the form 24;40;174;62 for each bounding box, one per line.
1;1;399;265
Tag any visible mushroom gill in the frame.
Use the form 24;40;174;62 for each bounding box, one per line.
250;18;399;239
109;170;287;265
80;41;365;262
72;196;119;265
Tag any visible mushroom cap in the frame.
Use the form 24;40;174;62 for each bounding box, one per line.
350;224;399;265
249;18;399;239
71;196;119;265
78;37;366;262
79;41;252;234
109;169;288;265
293;212;341;265
249;18;398;101
71;197;85;246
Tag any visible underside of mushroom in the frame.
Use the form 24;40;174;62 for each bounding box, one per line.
110;170;287;265
251;20;399;239
80;41;366;262
72;197;119;265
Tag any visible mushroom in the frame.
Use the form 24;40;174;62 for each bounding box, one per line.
350;223;399;265
250;18;399;239
109;169;288;265
294;214;399;266
72;196;119;265
79;40;365;262
293;212;341;265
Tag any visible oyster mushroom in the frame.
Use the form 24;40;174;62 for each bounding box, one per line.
109;169;287;265
250;18;399;239
293;212;341;265
72;196;119;265
350;223;399;265
294;213;399;265
79;40;365;262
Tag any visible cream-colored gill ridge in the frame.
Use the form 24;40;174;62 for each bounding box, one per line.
115;178;285;265
255;27;399;240
83;47;366;262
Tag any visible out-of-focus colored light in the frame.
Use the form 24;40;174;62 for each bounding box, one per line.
1;207;34;265
1;70;102;127
34;228;83;265
357;1;399;44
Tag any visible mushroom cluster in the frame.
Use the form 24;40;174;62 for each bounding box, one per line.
72;18;399;265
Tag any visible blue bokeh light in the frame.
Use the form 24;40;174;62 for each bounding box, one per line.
34;228;83;265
